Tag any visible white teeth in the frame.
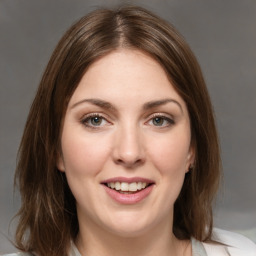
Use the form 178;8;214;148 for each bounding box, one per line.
129;182;137;192
107;181;150;192
137;182;142;190
121;182;129;191
115;182;120;190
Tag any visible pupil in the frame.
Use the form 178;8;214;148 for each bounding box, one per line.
91;117;102;125
153;117;163;126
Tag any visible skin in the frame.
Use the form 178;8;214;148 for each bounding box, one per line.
58;49;194;256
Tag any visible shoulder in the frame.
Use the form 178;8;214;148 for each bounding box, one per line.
202;228;256;256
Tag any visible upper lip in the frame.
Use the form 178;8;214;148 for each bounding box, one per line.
101;176;155;184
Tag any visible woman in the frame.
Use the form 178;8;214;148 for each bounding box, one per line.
5;5;255;256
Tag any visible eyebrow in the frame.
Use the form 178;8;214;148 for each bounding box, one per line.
70;99;115;110
142;99;183;112
71;98;183;113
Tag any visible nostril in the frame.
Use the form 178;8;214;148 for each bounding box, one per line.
112;135;145;167
115;157;144;168
116;159;123;164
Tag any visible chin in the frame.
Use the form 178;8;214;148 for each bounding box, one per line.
100;212;159;238
106;223;152;238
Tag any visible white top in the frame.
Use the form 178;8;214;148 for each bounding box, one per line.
2;228;256;256
202;228;256;256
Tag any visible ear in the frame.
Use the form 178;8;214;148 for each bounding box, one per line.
185;145;195;173
56;152;65;172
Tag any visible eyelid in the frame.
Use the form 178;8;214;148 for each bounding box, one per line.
80;112;105;120
147;112;174;121
145;112;175;127
80;112;112;129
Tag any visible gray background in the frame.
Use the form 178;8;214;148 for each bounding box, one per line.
0;0;255;253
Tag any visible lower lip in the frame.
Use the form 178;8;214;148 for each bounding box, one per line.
103;185;154;205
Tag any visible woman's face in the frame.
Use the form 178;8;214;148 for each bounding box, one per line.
58;49;194;237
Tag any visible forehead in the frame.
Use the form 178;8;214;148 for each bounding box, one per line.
68;49;186;108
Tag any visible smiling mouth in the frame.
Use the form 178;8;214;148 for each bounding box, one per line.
104;182;153;194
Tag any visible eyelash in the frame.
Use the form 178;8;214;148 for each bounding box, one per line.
147;113;175;128
80;113;110;129
80;113;175;129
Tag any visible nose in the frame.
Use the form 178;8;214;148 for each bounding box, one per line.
112;125;145;168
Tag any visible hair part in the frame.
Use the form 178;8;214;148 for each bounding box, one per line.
14;5;221;256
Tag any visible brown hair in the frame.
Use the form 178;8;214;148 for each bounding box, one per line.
14;5;221;256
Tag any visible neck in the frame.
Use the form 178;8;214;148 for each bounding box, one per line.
76;216;190;256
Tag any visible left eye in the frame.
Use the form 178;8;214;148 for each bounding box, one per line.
148;116;174;127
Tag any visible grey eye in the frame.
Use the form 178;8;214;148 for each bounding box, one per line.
82;115;107;128
89;116;103;126
152;117;165;126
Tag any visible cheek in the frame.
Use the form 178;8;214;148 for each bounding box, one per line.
147;131;191;174
61;133;111;177
147;131;191;208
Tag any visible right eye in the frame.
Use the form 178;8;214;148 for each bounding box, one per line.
81;114;109;129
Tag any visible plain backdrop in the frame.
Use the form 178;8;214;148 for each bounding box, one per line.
0;0;255;253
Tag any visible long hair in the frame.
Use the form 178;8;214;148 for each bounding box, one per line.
15;5;221;256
